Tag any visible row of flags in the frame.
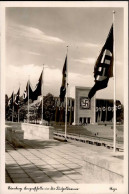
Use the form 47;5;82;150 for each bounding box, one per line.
23;71;43;102
59;24;114;101
8;71;43;109
8;24;114;112
8;88;20;109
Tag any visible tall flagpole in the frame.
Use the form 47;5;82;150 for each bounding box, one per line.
113;10;116;152
41;65;44;124
18;109;19;123
65;46;68;141
12;91;14;122
18;84;20;123
28;77;30;123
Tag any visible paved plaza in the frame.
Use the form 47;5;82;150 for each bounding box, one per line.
5;138;123;184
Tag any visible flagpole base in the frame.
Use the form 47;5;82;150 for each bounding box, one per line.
54;136;68;142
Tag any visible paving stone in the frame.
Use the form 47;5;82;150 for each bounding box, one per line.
6;165;21;170
24;168;40;172
7;169;25;174
51;175;72;181
6;177;13;183
10;173;29;178
55;179;76;183
21;164;36;168
6;161;17;165
65;163;81;169
33;176;55;183
51;164;68;170
37;164;53;170
45;171;64;178
74;168;82;174
59;159;74;164
62;169;77;175
45;160;60;165
12;177;33;183
66;173;82;180
27;171;46;177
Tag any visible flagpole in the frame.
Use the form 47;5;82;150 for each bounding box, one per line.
113;10;116;152
65;46;68;141
18;109;19;123
12;91;14;122
28;77;30;123
18;84;20;123
41;65;44;124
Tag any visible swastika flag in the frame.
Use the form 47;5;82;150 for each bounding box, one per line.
88;24;113;99
59;55;67;102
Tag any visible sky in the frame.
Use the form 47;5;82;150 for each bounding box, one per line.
5;6;125;104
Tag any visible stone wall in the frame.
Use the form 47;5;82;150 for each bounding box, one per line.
5;125;24;147
82;152;123;183
21;123;53;140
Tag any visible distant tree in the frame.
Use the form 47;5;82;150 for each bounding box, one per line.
116;100;124;123
5;94;9;120
18;105;27;121
42;93;55;124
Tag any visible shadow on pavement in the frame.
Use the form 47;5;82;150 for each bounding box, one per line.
6;140;82;183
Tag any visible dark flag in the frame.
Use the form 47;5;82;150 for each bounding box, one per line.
14;88;20;106
33;71;43;101
8;92;14;108
88;24;113;99
14;88;20;111
23;81;34;102
59;56;67;102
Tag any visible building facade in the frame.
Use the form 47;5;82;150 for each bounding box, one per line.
74;87;95;125
23;87;122;125
73;86;122;125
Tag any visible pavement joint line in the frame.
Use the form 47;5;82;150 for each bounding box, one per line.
6;169;14;183
7;137;116;184
6;141;84;184
20;140;83;170
7;143;68;183
6;143;36;183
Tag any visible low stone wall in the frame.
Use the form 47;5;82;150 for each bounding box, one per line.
82;152;124;183
6;125;24;147
21;123;53;140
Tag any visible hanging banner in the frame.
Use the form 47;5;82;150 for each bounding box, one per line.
96;107;99;112
99;107;102;111
80;97;90;109
117;105;122;109
108;106;112;111
102;106;106;111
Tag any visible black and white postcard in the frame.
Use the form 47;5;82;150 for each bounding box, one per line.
0;1;128;194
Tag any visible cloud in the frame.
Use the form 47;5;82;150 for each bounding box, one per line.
6;64;62;96
83;42;101;48
73;57;96;65
6;63;93;97
21;50;42;56
7;23;65;44
6;63;124;103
